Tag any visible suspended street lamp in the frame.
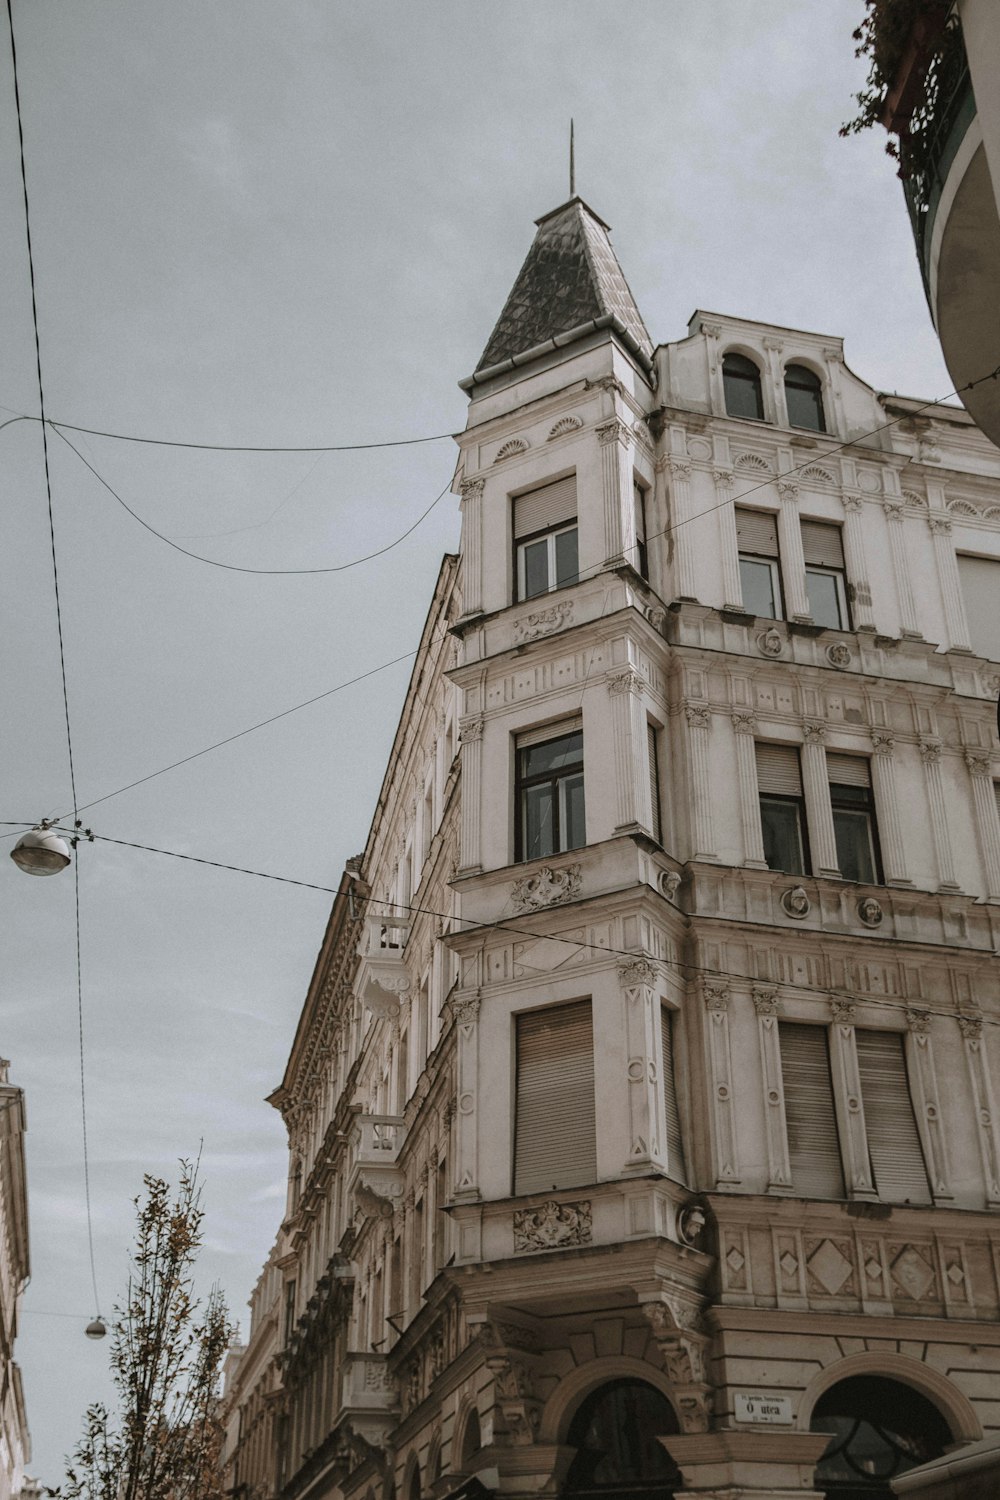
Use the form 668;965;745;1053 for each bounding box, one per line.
85;1317;107;1340
10;822;71;876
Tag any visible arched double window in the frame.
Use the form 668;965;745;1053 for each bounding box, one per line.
810;1375;952;1498
785;363;827;431
722;352;765;421
565;1379;680;1500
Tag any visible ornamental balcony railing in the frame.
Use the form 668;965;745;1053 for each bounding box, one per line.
878;11;973;299
347;1114;405;1220
356;912;412;1016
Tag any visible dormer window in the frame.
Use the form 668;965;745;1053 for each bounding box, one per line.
784;363;826;432
513;474;578;601
722;352;764;421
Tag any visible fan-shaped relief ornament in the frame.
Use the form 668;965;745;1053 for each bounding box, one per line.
901;489;926;508
733;452;772;475
493;438;528;463
547;416;582;441
947;498;980;517
800;465;835;486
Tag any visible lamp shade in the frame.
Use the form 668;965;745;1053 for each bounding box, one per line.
10;827;71;876
85;1318;107;1340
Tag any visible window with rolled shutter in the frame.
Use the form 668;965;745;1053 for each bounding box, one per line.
661;1007;687;1185
778;1022;845;1199
994;782;1000;827
648;723;662;843
800;519;845;568
512;475;577;540
856;1030;931;1204
735;508;779;557
755;743;803;794
514;1001;597;1195
826;753;871;788
958;555;1000;662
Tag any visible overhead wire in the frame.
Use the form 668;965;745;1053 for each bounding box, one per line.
35;822;1000;1031
7;0;99;1317
15;356;994;829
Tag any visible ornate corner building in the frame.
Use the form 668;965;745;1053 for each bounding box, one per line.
221;196;1000;1500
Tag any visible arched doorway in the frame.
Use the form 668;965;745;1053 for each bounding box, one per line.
564;1379;681;1500
811;1375;952;1498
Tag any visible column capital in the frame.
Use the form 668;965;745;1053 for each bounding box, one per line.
870;730;895;756
928;513;952;536
596;419;632;449
711;467;733;492
703;981;730;1011
666;456;692;480
906;1008;932;1034
618;958;657;991
882;500;905;523
731;710;757;735
459;717;484;744
965;748;992;777
802;721;827;745
460;477;485;503
829;996;856;1025
777;479;799;502
958;1013;984;1041
607;667;644;697
684;703;711;731
919;738;942;763
752;984;779;1016
842;493;863;513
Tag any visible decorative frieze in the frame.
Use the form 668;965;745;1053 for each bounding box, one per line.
513;1199;592;1252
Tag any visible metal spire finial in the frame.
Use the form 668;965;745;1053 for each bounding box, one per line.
570;119;575;197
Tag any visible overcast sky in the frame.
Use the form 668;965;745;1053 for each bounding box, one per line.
1;1;956;1484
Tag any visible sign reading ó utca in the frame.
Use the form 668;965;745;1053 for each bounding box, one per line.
735;1392;794;1425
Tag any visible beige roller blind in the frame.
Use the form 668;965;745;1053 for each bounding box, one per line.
826;753;871;788
515;715;583;751
958;555;1000;662
648;723;662;843
994;782;1000;826
514;1000;596;1195
755;742;803;796
661;1007;687;1185
512;475;577;540
801;519;845;569
856;1030;931;1205
778;1022;845;1199
735;508;779;557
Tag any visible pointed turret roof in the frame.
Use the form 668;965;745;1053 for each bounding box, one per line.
470;197;653;381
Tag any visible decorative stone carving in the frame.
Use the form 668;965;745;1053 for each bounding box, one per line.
842;493;863;513
703;982;730;1012
883;501;905;524
927;514;952;536
870;730;895;756
448;994;481;1026
513;600;573;642
906;1008;931;1034
510;863;582;912
826;643;851;669
918;739;942;763
458;718;484;744
460;477;485;503
493;438;528;463
617;958;657;989
607;667;644;696
756;627;783;657
658;870;682;900
965;750;991;777
684;703;711;730
802;721;826;745
667;457;692;480
829;997;857;1025
752;985;779;1016
777;479;800;502
677;1204;708;1247
547;416;582;440
958;1014;984;1041
857;897;883;927
513;1199;592;1252
596;420;631;449
781;886;811;919
731;711;757;735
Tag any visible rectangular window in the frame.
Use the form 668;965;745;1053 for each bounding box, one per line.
802;519;849;629
661;1006;687;1184
855;1030;931;1204
755;743;809;875
827;754;882;884
283;1279;297;1343
778;1022;845;1198
958;555;1000;660
647;722;662;843
513;475;578;601
515;721;585;862
634;480;649;580
736;508;782;619
514;1000;597;1195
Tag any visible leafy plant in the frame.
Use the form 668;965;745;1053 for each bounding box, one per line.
840;0;953;168
59;1163;233;1500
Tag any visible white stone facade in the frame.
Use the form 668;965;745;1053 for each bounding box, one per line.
225;202;1000;1500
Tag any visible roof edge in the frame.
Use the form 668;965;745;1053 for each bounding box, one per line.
459;313;655;393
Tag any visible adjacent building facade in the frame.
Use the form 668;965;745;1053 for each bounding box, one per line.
0;1064;31;1500
223;196;1000;1500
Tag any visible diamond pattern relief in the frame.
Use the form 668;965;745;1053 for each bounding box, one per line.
807;1238;853;1296
891;1246;936;1302
865;1258;883;1282
946;1262;966;1287
780;1251;798;1277
726;1246;746;1274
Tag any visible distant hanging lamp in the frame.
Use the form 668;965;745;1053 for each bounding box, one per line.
85;1317;107;1340
10;821;71;876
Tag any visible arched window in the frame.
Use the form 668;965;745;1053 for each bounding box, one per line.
405;1459;421;1500
565;1379;680;1500
785;363;827;432
459;1408;481;1470
723;352;765;421
811;1375;952;1498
